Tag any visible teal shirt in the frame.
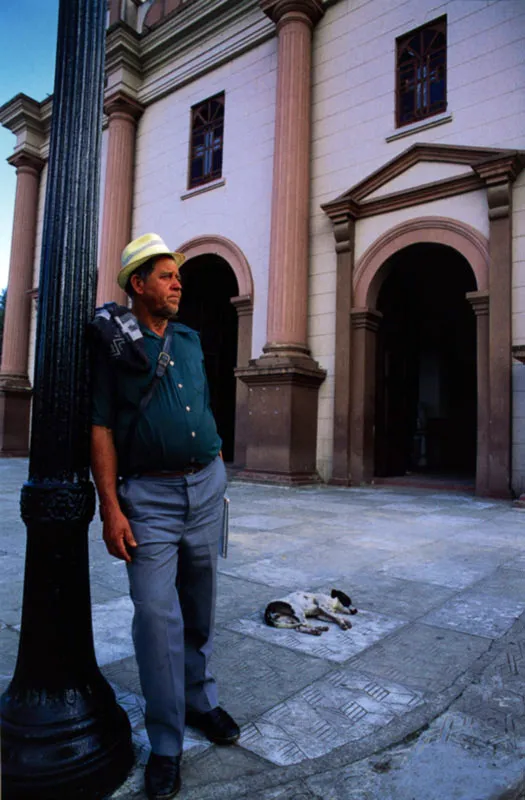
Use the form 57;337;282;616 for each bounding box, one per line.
91;321;222;475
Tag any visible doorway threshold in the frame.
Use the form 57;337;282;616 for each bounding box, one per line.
373;474;475;492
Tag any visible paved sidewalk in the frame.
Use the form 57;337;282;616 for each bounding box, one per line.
1;458;525;799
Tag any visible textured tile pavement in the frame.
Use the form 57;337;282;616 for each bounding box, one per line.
1;458;525;798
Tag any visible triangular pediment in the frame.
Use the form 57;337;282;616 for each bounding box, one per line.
322;143;525;221
365;161;473;200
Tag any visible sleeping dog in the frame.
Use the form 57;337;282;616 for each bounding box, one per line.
264;589;357;636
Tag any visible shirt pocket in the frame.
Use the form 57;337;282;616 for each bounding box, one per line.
184;356;206;396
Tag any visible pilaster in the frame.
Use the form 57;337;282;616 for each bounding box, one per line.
231;295;253;468
349;308;382;484
467;290;490;496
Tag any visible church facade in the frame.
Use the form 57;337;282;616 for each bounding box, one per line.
1;0;525;500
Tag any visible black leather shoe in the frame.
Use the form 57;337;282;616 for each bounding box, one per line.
186;706;240;744
145;753;181;799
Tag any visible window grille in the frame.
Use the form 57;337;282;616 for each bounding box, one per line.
189;93;225;189
396;17;446;127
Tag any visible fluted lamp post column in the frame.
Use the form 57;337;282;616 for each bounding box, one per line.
237;0;326;483
0;152;44;455
0;1;133;798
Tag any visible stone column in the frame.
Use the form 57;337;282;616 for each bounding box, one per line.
262;0;323;354
97;90;143;305
0;152;44;455
350;308;382;484
231;295;253;467
237;0;326;484
467;290;490;496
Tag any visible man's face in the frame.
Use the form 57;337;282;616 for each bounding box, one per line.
132;256;182;318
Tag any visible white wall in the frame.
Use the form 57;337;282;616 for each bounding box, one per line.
310;0;525;481
133;40;276;360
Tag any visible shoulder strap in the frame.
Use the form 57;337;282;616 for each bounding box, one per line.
121;327;173;474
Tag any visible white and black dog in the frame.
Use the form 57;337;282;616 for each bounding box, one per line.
264;589;357;636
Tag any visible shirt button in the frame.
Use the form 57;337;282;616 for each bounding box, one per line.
186;405;191;412
191;431;196;438
178;383;183;388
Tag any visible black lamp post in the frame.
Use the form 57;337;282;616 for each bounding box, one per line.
0;1;133;797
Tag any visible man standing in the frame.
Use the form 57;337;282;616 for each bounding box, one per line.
90;233;240;800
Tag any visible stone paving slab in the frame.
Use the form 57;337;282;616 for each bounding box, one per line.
303;712;525;800
349;622;491;692
421;591;525;640
378;540;515;589
209;629;333;725
92;595;135;665
239;670;424;766
214;574;279;626
221;542;396;589
315;572;457;621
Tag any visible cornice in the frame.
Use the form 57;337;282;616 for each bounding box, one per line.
105;22;142;74
322;143;525;223
473;153;525;185
260;0;325;27
141;0;264;73
138;0;274;105
0;93;50;160
0;93;46;136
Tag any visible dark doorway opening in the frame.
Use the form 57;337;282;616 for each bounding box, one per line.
374;243;477;480
177;254;239;462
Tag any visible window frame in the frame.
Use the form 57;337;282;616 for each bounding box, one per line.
187;91;225;190
395;16;447;129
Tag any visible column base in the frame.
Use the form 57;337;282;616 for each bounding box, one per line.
236;353;326;483
328;477;353;487
0;375;32;456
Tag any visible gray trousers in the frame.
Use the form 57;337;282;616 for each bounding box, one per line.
117;456;227;756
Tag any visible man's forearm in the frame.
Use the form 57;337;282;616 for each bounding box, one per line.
91;425;120;514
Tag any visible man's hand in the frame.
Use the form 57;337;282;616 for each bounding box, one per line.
102;506;137;563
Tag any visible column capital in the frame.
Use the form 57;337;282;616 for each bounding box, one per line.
7;150;46;174
350;308;383;332
230;294;254;316
466;289;489;316
260;0;324;28
103;90;144;121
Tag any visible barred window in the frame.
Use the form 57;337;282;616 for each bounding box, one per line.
396;17;447;127
188;93;224;189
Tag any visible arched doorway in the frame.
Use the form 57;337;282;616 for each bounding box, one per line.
177;255;239;462
374;243;477;482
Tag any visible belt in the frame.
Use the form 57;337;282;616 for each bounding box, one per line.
139;464;207;478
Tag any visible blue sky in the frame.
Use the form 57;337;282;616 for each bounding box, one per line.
0;0;59;290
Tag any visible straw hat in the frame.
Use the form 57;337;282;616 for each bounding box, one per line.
118;233;185;290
